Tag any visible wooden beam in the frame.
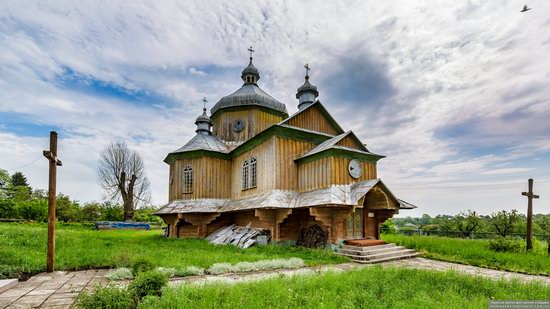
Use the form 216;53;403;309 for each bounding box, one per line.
43;131;61;273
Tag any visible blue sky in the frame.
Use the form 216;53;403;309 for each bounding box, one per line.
0;0;549;216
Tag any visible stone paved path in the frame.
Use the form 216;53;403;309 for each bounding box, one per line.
0;258;548;308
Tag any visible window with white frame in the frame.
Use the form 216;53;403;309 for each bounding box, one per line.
242;160;249;190
249;156;257;188
182;165;193;193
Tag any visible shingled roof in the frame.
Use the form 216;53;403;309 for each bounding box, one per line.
156;179;416;214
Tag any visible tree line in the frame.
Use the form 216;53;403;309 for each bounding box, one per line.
0;169;160;223
388;210;550;237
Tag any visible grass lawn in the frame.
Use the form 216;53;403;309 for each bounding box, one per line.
382;234;550;276
139;266;550;309
0;223;347;279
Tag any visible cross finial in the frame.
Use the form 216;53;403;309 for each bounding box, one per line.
202;97;208;111
248;46;255;60
304;63;310;78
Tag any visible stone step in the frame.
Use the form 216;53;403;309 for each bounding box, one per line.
352;253;421;264
341;244;395;251
0;279;18;294
338;249;416;261
340;246;407;256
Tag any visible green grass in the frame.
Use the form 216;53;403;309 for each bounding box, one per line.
382;234;550;275
138;266;550;309
0;223;347;279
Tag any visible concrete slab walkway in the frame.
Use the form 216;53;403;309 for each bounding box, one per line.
0;258;548;308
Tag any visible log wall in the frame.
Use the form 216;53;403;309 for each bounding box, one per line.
212;108;283;142
169;157;231;201
298;157;377;192
231;137;277;199
285;106;339;136
274;137;316;191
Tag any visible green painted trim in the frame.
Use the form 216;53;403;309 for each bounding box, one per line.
210;105;288;120
164;150;231;165
295;148;384;165
230;125;332;157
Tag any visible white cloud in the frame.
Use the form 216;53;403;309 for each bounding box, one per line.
1;0;549;215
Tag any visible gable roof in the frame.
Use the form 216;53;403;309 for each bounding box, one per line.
279;101;345;135
164;134;231;164
296;131;383;163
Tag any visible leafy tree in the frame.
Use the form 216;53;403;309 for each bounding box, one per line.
9;186;31;202
81;203;102;222
30;189;48;200
453;210;480;237
133;207;162;223
0;169;11;199
535;214;550;255
419;214;432;226
489;210;522;237
99;202;124;221
16;199;48;221
56;194;81;222
11;171;30;188
0;199;17;218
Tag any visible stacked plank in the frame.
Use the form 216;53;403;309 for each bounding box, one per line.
206;224;265;248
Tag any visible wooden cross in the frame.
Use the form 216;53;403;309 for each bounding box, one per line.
248;46;255;59
43;131;62;272
522;178;539;251
304;63;310;77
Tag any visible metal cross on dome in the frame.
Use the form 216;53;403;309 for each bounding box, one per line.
202;97;208;110
304;63;311;77
248;46;255;59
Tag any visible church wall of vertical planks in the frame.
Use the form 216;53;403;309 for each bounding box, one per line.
156;50;416;245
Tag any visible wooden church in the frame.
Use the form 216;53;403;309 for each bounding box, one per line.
156;50;415;244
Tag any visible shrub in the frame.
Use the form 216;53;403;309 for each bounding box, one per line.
488;236;524;253
207;263;236;275
131;257;155;275
15;200;48;221
175;266;205;277
76;284;131;309
128;271;168;303
156;267;177;278
106;267;133;280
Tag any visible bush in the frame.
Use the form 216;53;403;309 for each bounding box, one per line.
131;257;155;275
488;236;524;252
175;266;205;277
0;199;16;218
106;267;133;280
156;267;177;278
128;271;168;302
15;200;48;221
76;284;131;309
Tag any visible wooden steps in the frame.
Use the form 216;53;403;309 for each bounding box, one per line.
338;243;420;264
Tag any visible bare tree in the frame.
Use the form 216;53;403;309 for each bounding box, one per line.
97;141;151;221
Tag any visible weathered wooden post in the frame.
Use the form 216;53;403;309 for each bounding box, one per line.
43;131;62;272
521;178;539;252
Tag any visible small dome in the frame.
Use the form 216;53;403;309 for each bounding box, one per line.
296;75;319;98
241;60;260;80
195;108;212;125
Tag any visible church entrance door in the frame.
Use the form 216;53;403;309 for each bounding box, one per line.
346;208;364;239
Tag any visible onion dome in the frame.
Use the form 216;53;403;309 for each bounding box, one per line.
195;106;213;135
296;64;319;110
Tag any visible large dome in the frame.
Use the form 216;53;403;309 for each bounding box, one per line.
210;81;288;117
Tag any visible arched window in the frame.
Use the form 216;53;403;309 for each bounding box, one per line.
182;165;193;193
249;156;257;188
242;160;249;190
